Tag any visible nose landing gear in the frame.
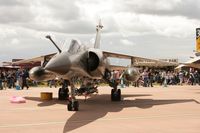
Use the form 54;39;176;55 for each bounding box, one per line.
67;83;79;111
67;100;79;111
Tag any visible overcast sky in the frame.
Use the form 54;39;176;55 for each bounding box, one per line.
0;0;200;64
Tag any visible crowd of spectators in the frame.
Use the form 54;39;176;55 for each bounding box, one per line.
111;68;200;88
0;69;29;90
0;67;200;90
141;68;200;87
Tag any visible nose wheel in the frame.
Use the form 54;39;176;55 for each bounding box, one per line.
67;82;79;111
67;100;79;111
111;89;121;101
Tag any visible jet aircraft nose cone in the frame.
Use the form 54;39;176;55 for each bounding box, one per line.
29;66;55;81
29;66;44;80
45;53;71;75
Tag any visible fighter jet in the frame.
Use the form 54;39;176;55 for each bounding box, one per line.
12;20;176;111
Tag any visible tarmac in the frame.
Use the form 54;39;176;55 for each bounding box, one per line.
0;85;200;133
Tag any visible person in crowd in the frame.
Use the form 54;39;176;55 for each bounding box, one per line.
32;80;38;87
142;69;148;87
7;71;15;88
0;71;3;90
189;70;195;85
179;70;184;85
7;72;12;88
194;70;200;85
2;71;7;89
148;69;154;87
162;71;168;87
21;69;29;89
49;79;57;88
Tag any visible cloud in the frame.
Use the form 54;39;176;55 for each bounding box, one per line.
0;3;33;23
0;0;23;6
0;0;199;63
29;0;81;25
0;25;17;39
116;0;200;20
0;0;84;34
11;38;19;44
120;39;135;46
112;12;200;38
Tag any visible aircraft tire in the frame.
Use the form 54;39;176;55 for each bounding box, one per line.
67;101;73;111
111;89;121;101
111;89;115;101
67;101;79;111
117;89;121;101
58;88;62;100
58;88;69;100
74;101;79;111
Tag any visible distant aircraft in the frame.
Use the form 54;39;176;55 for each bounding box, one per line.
176;28;200;69
13;20;175;111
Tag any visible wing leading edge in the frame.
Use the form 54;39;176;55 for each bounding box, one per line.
103;51;178;68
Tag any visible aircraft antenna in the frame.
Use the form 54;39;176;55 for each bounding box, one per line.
46;35;62;53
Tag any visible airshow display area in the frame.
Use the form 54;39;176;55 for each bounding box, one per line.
1;26;200;133
1;2;200;131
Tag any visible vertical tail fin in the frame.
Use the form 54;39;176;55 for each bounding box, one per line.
196;28;200;53
94;20;103;49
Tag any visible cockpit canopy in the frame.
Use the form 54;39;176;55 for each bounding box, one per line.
68;39;87;54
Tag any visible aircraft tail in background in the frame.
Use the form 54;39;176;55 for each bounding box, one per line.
196;28;200;53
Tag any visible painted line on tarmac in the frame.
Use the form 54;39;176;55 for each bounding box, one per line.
0;121;65;128
0;113;200;128
0;107;66;112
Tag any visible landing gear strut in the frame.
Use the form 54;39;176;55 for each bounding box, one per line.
67;84;79;111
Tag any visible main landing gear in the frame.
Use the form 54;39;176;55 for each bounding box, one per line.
58;79;79;111
58;88;69;100
58;80;69;100
111;88;121;101
103;69;121;102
